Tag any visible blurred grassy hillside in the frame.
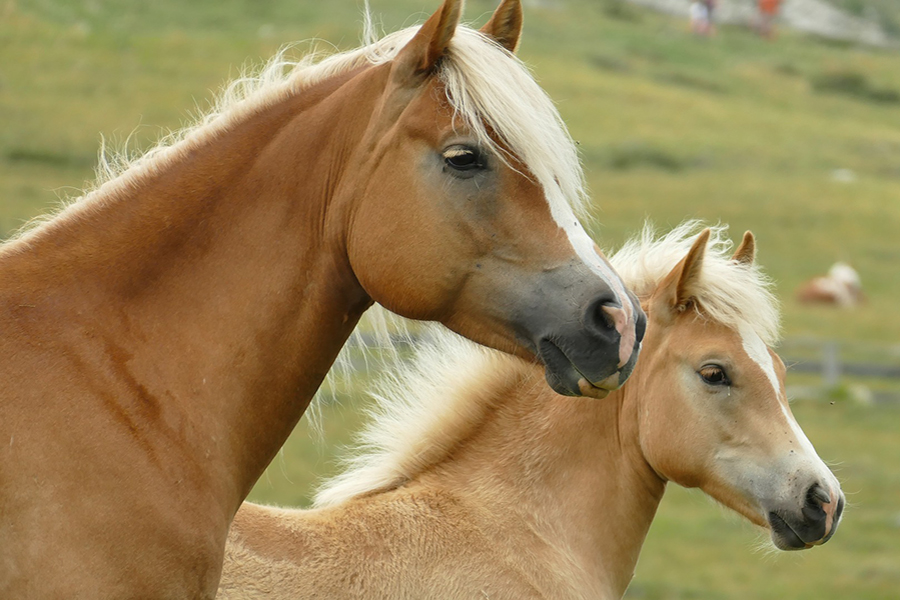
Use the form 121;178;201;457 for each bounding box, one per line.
3;1;899;598
831;0;900;35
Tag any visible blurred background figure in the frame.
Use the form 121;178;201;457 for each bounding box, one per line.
690;0;711;35
703;0;718;35
758;0;783;38
797;261;865;307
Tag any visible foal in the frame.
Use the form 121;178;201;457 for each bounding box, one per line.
220;225;844;599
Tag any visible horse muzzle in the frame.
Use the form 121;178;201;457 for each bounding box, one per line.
767;483;845;550
535;290;646;398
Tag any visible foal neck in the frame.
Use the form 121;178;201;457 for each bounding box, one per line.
431;362;665;598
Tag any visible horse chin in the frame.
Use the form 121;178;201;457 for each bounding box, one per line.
577;378;610;399
577;344;640;398
767;512;815;551
539;339;628;398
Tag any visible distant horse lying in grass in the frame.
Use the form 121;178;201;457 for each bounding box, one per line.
220;224;844;599
796;261;865;307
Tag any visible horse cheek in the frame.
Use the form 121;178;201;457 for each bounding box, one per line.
347;205;462;321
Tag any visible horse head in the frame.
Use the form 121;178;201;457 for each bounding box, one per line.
339;0;645;397
637;230;843;550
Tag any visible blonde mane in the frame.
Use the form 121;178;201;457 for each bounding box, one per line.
10;12;587;243
314;221;781;507
609;221;781;346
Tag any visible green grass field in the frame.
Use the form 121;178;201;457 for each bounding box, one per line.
4;0;900;597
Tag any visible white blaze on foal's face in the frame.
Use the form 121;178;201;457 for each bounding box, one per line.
734;322;844;548
738;322;818;457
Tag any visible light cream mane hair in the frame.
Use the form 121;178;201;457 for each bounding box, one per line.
12;8;587;243
609;220;781;346
314;221;781;507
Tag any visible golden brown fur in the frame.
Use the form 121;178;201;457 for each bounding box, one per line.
220;228;844;599
0;1;645;596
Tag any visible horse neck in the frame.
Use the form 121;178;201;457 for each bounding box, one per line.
433;364;666;598
0;64;389;508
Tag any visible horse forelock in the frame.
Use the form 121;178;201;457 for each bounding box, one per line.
435;27;589;219
608;221;782;347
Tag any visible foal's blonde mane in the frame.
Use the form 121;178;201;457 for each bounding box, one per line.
314;221;781;507
10;7;587;243
609;221;781;346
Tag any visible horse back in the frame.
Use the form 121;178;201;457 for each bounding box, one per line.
220;485;548;599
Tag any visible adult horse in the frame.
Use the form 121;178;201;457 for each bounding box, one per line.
0;0;645;597
221;224;844;599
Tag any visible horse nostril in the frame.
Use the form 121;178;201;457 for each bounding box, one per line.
595;304;615;331
586;296;622;333
809;484;831;506
821;494;845;544
802;483;830;522
633;302;647;343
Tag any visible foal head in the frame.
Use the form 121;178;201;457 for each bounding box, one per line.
340;0;644;397
635;229;843;550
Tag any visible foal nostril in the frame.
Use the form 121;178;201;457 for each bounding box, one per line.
821;492;844;544
802;483;830;522
809;484;831;506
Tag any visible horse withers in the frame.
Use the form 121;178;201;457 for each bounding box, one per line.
0;0;643;597
221;224;844;599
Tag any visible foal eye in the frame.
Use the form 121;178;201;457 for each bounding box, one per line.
699;365;731;387
442;145;484;172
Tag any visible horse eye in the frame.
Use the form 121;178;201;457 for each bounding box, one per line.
699;365;731;387
443;146;484;172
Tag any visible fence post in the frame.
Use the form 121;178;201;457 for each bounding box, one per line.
822;341;841;388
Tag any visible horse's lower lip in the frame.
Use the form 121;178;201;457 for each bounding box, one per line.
768;512;814;550
573;359;623;396
538;339;618;397
577;378;610;399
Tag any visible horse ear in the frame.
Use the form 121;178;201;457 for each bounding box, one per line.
392;0;463;83
480;0;523;53
652;229;710;318
732;230;756;265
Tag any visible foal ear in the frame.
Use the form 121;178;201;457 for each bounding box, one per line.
392;0;463;82
653;228;710;317
480;0;524;53
731;230;756;265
